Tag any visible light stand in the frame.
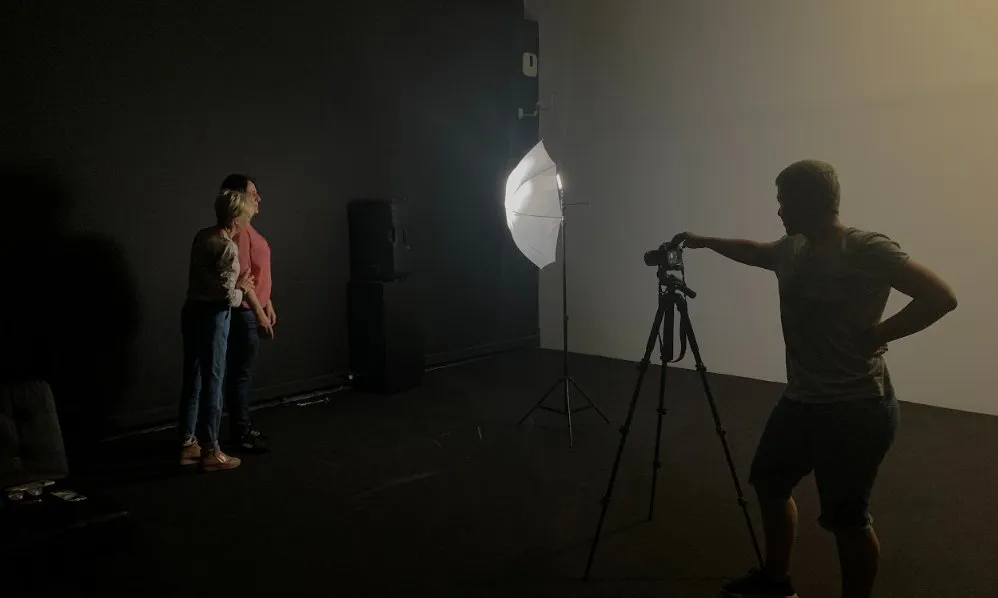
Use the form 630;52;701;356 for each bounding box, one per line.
582;266;763;580
518;181;609;448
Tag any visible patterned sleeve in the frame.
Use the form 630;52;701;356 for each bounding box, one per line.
218;240;244;307
859;231;910;280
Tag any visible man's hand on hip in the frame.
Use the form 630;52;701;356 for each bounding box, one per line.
856;327;888;358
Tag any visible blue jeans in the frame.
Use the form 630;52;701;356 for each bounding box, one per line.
223;307;260;439
178;300;231;450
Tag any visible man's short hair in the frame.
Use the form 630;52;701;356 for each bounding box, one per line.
775;159;840;215
214;189;252;228
220;173;256;193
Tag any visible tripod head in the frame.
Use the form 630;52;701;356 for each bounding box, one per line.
646;240;696;298
657;268;697;299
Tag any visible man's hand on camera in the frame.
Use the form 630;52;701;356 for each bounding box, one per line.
672;232;708;249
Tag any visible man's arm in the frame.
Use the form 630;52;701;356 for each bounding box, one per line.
673;232;780;270
871;259;957;347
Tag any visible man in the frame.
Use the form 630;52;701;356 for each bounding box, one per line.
673;160;957;598
220;174;276;453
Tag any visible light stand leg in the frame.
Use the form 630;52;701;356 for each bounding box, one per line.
517;209;607;445
676;298;764;568
568;377;609;423
564;369;573;448
518;378;563;425
583;294;667;581
562;257;573;447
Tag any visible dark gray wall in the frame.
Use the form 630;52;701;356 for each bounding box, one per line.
0;1;538;447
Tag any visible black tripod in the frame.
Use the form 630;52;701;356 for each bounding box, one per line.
518;190;609;448
582;268;763;580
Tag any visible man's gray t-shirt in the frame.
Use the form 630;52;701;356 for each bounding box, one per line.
773;228;910;403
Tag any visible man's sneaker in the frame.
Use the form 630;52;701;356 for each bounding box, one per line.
180;440;201;466
232;430;269;454
200;449;242;472
720;568;798;598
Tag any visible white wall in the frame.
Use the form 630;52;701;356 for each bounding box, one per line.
527;0;998;415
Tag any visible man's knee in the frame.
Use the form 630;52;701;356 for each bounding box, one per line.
819;505;874;532
751;480;794;509
815;474;877;532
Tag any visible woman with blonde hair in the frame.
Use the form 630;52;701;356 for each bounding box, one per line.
177;189;262;471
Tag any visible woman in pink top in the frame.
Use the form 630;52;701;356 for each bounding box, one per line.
219;174;276;453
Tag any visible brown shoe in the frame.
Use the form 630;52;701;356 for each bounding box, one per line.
200;448;241;472
180;440;201;466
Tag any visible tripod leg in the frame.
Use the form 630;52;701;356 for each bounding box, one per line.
648;296;675;521
677;299;764;568
568;377;610;423
583;302;666;581
518;377;563;425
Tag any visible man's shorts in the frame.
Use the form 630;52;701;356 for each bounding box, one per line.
748;394;900;530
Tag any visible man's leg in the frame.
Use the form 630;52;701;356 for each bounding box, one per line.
223;307;264;450
758;492;799;581
814;396;900;598
721;397;812;597
835;527;881;598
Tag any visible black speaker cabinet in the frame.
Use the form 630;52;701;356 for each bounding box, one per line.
347;198;411;282
347;279;423;394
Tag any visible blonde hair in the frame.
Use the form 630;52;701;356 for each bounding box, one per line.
214;189;253;228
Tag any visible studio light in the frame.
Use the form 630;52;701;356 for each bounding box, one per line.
504;140;608;447
504;140;562;269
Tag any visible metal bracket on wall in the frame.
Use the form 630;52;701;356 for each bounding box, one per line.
518;94;554;120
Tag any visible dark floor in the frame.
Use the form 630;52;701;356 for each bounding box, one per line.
14;349;998;596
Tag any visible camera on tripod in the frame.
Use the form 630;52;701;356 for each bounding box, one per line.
643;241;684;271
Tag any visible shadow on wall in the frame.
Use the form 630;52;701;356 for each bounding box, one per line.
0;165;140;468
